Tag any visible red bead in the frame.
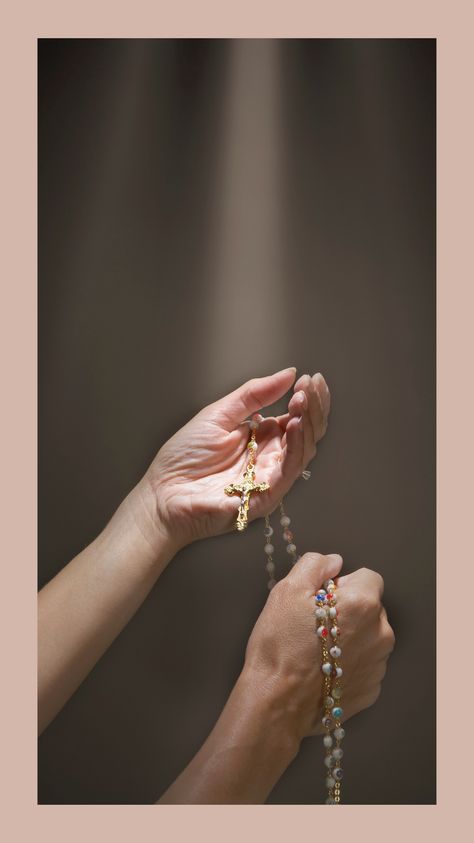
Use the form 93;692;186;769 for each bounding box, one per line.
322;629;328;637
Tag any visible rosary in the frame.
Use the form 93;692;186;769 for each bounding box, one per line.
225;415;345;805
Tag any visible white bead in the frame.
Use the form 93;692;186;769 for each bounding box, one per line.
324;754;335;768
322;663;332;675
267;579;276;590
324;579;334;589
333;748;343;760
323;735;333;748
286;543;297;554
324;696;334;708
332;686;342;699
264;525;274;537
317;626;326;637
264;543;274;555
326;776;335;788
280;515;291;527
335;666;343;678
329;607;337;618
315;608;326;619
330;646;341;659
248;440;257;450
317;589;326;596
249;420;259;430
334;727;345;741
330;626;339;638
265;561;275;574
333;767;343;781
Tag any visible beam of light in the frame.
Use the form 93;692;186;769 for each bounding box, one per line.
204;39;289;399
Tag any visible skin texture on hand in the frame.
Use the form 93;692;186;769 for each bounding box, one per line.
158;552;395;803
244;552;395;741
134;367;331;554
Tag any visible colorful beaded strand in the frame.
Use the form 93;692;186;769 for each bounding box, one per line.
316;580;344;804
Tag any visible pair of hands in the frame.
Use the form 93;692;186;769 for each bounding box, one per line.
128;366;394;742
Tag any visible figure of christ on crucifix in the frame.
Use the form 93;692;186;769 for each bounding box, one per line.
224;463;270;531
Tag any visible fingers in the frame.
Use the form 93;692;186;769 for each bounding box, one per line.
293;373;330;444
288;390;316;467
204;367;297;431
280;415;305;479
287;551;344;590
348;567;385;600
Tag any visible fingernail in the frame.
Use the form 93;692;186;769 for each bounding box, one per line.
278;366;296;375
296;390;306;407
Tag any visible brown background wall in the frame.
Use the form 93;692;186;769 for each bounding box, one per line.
38;38;435;804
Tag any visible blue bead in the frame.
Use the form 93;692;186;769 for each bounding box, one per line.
316;594;325;601
332;706;343;719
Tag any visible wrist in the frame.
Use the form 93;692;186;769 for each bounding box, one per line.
233;666;302;762
102;483;181;573
163;666;301;803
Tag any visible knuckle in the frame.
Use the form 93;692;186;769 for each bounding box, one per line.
244;379;259;404
383;622;396;652
371;684;382;705
268;578;288;603
361;591;380;615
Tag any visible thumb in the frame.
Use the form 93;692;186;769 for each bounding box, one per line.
287;552;343;590
203;367;297;431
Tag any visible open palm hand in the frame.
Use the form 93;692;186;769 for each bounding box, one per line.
141;367;330;551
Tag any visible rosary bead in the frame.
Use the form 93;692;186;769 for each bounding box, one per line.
330;646;342;659
317;589;326;595
264;525;274;538
330;626;339;638
332;706;344;719
324;754;335;768
333;767;343;781
326;776;335;788
333;748;343;761
323;734;333;749
317;626;327;638
329;607;337;618
322;663;332;676
280;515;291;527
286;543;297;554
324;696;334;708
282;529;293;542
332;686;342;699
264;543;274;555
265;561;275;574
322;715;332;729
247;440;258;451
335;666;343;678
249;419;259;430
334;727;345;740
315;607;327;619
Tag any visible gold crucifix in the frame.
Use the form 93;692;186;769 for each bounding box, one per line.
225;428;270;531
